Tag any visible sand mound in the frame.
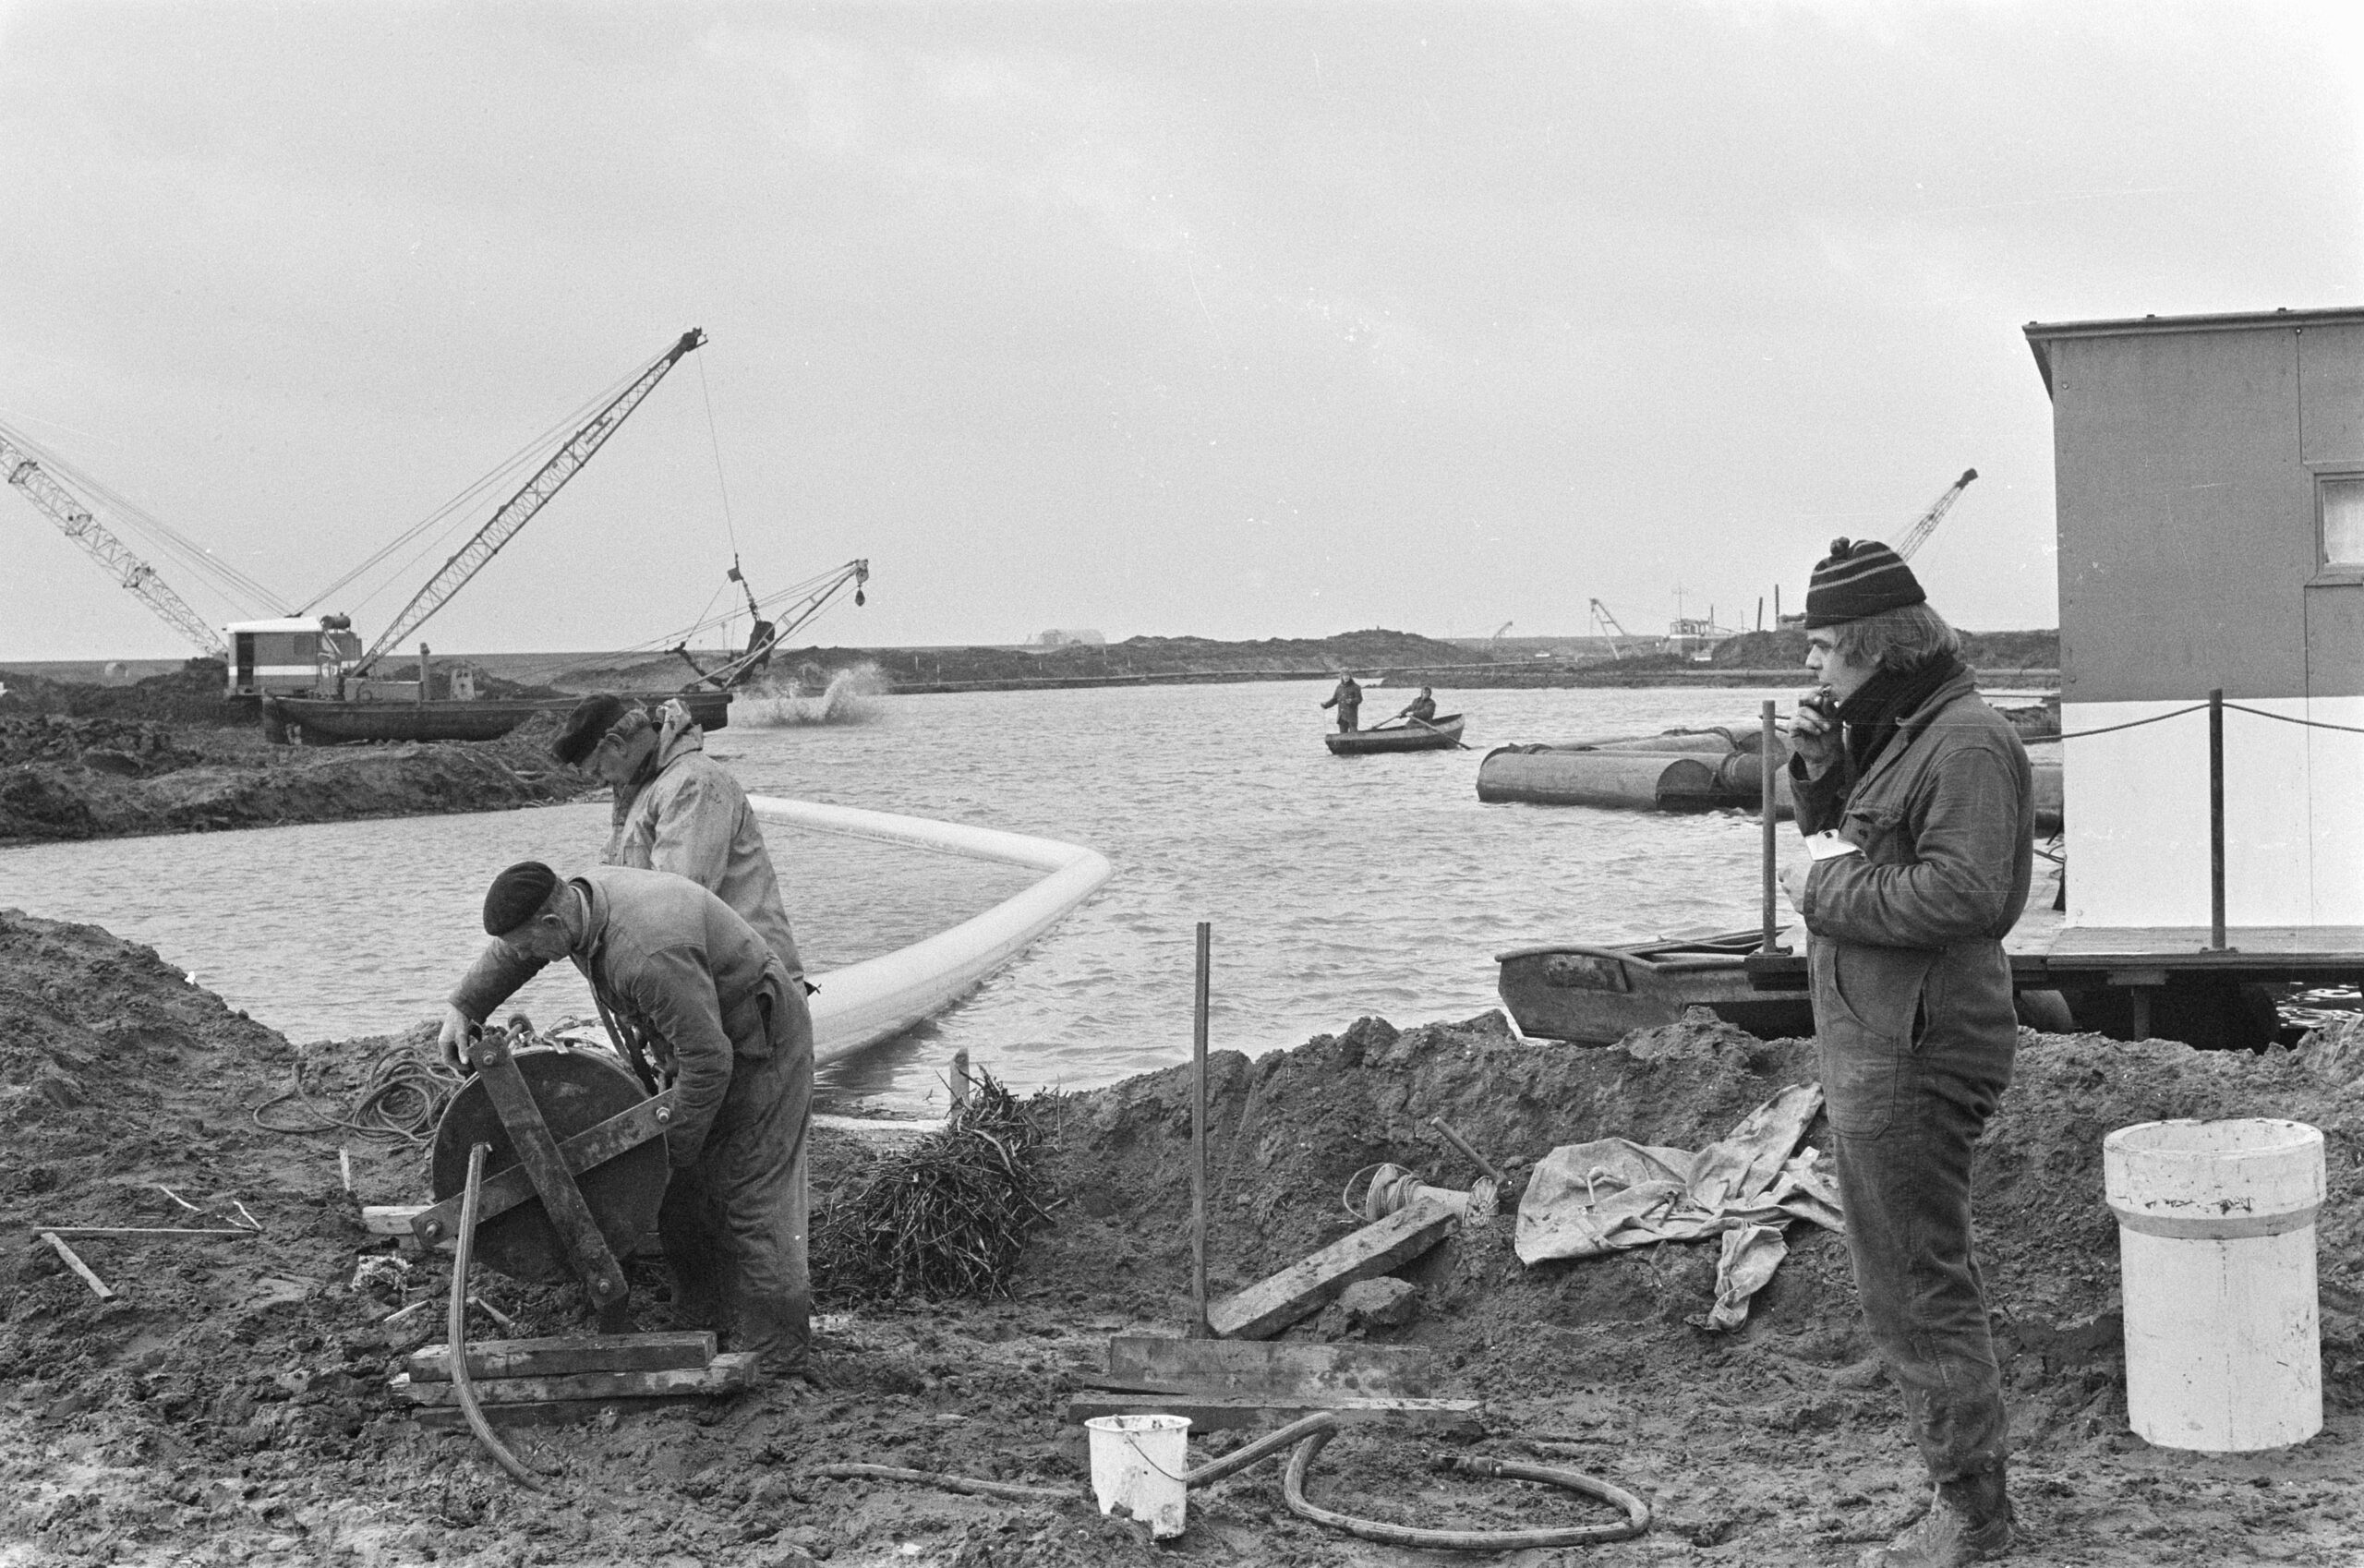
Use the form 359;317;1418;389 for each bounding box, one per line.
7;911;2364;1565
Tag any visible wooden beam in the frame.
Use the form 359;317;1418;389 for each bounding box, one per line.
1206;1201;1456;1340
1104;1337;1437;1398
408;1331;716;1383
406;1395;711;1429
1062;1392;1481;1434
39;1232;115;1300
391;1351;758;1407
361;1205;428;1236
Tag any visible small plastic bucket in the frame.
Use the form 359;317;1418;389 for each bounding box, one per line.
2104;1118;2324;1452
1084;1413;1190;1538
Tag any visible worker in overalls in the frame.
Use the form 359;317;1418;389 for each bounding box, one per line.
440;861;814;1375
1779;538;2034;1567
1320;673;1363;732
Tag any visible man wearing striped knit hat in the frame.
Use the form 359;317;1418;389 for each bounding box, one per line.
1779;538;2035;1567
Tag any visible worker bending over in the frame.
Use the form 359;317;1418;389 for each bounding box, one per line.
1780;538;2033;1567
441;862;817;1376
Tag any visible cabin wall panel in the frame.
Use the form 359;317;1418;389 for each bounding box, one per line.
2052;330;2311;706
2060;698;2319;929
2299;324;2364;464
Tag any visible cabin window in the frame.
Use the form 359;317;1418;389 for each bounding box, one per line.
2323;476;2364;570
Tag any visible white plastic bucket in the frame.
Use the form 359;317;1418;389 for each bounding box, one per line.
1084;1413;1190;1538
2104;1118;2324;1452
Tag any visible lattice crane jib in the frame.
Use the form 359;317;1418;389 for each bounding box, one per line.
1897;468;1979;561
2;433;227;658
352;328;706;678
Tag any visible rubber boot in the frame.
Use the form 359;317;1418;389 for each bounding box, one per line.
1857;1467;2014;1567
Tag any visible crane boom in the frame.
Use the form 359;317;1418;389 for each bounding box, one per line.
1897;468;1978;560
353;327;706;676
2;432;228;657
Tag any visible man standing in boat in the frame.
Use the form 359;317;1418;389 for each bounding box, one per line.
438;691;816;1376
1779;538;2033;1568
1393;685;1439;727
1320;673;1363;732
441;861;813;1378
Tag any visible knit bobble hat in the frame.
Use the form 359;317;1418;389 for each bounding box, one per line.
1803;537;1925;628
482;861;561;935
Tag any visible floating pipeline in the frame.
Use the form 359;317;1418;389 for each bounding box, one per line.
1477;725;2064;832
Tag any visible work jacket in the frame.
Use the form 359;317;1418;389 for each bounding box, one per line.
448;866;800;1166
1791;669;2034;1065
608;712;804;982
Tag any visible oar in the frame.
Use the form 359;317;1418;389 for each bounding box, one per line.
1405;715;1470;750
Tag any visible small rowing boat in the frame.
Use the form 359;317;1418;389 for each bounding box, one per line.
1324;715;1465;754
1497;930;1815;1045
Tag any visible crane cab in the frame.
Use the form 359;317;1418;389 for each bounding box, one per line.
223;616;362;702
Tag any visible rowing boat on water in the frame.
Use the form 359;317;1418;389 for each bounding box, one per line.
1324;715;1465;754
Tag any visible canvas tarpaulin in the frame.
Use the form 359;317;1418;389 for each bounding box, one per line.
1513;1082;1843;1331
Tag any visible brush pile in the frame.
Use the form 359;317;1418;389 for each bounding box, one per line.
814;1071;1057;1301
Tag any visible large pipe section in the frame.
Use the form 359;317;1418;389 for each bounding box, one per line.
747;797;1114;1063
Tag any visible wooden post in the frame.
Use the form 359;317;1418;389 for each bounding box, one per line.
1190;921;1212;1338
949;1048;971;1110
1760;700;1779;952
2207;688;2227;951
418;643;430;705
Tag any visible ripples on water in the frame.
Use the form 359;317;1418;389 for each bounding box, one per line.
1;681;1827;1113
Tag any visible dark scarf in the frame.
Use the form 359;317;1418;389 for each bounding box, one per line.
1836;653;1965;782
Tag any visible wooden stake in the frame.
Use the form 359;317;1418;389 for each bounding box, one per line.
949;1048;971;1110
39;1232;116;1300
1190;920;1212;1338
1760;699;1779;953
339;1148;355;1193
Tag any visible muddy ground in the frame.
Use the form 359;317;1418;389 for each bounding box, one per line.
5;907;2362;1567
0;665;589;846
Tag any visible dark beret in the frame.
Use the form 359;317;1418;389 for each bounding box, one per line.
551;693;629;766
483;861;561;936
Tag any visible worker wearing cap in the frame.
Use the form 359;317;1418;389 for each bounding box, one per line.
546;692;804;982
442;861;814;1373
1320;674;1362;732
1779;539;2033;1568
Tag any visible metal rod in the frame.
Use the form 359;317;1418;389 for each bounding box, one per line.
2208;688;2226;951
1428;1114;1507;1185
1760;700;1779;952
1191;920;1212;1337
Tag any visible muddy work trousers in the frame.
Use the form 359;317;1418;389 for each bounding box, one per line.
1818;982;2015;1485
657;996;813;1368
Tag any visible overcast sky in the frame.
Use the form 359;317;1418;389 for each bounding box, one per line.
3;2;2358;662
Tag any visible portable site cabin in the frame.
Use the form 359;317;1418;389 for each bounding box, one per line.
2022;308;2364;1014
223;617;362;700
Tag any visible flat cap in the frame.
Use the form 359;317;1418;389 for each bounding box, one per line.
551;693;629;766
482;861;560;936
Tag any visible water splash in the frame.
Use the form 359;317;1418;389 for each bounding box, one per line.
736;661;889;727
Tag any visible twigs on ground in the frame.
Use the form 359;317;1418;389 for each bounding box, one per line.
813;1070;1055;1302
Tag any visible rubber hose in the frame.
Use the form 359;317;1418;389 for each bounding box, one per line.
450;1141;549;1492
1281;1423;1649;1550
1182;1412;1342;1487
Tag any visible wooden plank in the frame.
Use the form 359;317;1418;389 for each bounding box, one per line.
362;1205;428;1236
1062;1392;1481;1434
391;1351;759;1407
39;1232;115;1300
2045;926;2364;959
1207;1201;1456;1341
407;1331;715;1383
409;1088;677;1248
1104;1337;1436;1398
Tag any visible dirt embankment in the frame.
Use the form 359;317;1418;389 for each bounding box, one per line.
6;910;2362;1567
0;665;591;848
